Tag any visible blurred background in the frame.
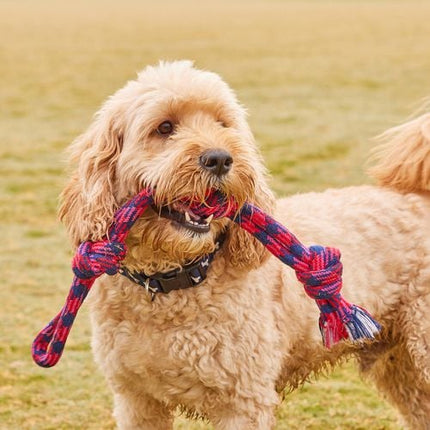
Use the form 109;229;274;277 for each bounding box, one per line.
1;0;429;428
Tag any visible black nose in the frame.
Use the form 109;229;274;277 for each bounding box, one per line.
199;149;233;177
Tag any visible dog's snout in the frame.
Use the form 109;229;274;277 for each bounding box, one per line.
199;149;233;177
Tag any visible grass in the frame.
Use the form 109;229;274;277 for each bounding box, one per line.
1;0;430;428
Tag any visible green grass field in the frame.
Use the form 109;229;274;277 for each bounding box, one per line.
1;0;430;428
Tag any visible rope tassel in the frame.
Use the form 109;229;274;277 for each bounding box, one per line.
32;188;381;368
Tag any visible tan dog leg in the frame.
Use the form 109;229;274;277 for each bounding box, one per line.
361;343;430;430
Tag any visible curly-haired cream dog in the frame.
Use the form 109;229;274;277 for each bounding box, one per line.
60;61;430;429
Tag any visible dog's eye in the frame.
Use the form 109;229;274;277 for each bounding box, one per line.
156;121;174;136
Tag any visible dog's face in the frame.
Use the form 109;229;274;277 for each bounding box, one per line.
60;61;274;273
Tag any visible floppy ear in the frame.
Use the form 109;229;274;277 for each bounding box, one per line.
59;109;124;248
225;164;276;270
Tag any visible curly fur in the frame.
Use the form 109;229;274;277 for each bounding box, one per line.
60;61;430;429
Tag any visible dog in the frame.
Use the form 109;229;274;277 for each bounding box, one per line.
59;60;430;429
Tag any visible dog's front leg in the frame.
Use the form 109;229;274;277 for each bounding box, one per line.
113;391;173;430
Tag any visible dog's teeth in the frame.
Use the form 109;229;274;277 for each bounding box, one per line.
205;214;214;224
185;212;191;222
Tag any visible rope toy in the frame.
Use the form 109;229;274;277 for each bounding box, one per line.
32;188;380;367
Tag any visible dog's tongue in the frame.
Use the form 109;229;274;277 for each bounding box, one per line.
181;189;237;219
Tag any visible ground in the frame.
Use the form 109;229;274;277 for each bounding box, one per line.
1;0;430;428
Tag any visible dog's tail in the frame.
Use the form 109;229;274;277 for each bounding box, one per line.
368;113;430;192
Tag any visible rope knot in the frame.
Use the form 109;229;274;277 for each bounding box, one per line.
297;245;343;301
72;240;126;279
293;245;380;347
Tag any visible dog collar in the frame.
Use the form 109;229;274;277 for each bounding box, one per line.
118;234;225;299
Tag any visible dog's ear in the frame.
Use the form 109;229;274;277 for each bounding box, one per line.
59;108;123;247
225;168;276;270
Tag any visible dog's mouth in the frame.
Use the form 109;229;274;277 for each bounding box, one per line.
153;202;214;234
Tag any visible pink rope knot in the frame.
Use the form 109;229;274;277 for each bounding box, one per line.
72;240;126;279
297;246;342;300
295;245;379;347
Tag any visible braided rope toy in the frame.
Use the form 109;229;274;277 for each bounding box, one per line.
32;188;380;368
